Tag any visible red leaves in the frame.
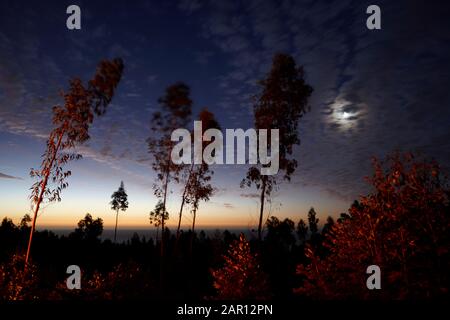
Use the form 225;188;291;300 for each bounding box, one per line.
29;59;124;208
295;152;450;299
212;234;270;300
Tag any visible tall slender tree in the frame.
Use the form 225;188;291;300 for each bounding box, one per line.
110;181;129;243
241;53;313;241
187;161;215;254
176;108;220;242
147;82;192;288
26;58;124;265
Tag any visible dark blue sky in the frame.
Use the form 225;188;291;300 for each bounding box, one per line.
1;0;450;228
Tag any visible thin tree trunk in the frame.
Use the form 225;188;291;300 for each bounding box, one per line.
25;129;65;266
160;168;170;291
25;186;45;266
258;177;267;242
176;195;186;239
187;206;197;297
174;193;186;256
189;207;197;257
114;209;119;243
176;163;195;248
161;169;169;256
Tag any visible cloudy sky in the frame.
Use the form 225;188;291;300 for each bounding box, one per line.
1;0;449;230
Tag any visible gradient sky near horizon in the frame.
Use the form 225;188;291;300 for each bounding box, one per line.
1;0;450;230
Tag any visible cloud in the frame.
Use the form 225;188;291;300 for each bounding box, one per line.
178;0;204;14
194;51;214;65
1;0;449;211
75;145;154;189
0;13;154;184
0;172;22;180
125;93;142;98
177;0;450;203
240;193;260;199
109;43;132;58
147;75;158;84
223;203;235;209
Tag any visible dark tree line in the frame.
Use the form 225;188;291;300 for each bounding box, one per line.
0;207;335;300
2;152;449;300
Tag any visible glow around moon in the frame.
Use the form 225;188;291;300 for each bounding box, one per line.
329;98;360;129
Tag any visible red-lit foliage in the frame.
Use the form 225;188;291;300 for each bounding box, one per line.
0;254;39;300
26;59;124;265
212;234;271;300
296;153;450;299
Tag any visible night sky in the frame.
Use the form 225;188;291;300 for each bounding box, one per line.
1;0;450;229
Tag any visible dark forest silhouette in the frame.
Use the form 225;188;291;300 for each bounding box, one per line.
1;150;449;300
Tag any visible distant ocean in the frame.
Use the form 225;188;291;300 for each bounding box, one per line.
43;227;258;243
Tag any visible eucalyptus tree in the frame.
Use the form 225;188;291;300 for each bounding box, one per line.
147;82;192;257
147;82;192;290
110;181;129;242
241;53;313;241
176;108;220;242
26;59;124;264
